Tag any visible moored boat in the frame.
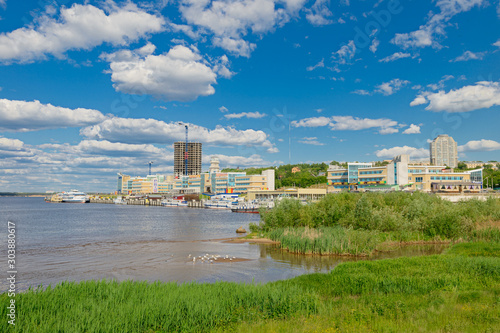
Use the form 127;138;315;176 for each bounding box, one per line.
161;197;188;207
61;190;88;203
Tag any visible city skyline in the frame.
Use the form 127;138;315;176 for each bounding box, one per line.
0;0;499;192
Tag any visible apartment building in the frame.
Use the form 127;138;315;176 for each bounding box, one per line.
430;134;458;168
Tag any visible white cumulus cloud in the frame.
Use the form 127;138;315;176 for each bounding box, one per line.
179;0;290;57
375;79;410;96
306;0;334;26
291;116;331;127
458;139;500;152
375;146;429;158
332;40;356;65
292;115;400;134
402;124;421;134
410;81;500;112
101;43;219;102
391;0;485;49
0;99;107;132
369;38;379;53
80;117;277;152
0;2;164;63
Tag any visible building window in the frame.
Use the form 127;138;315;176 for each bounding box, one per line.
415;177;423;183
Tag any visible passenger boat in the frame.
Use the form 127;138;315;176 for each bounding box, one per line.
161;198;188;207
61;190;88;203
204;200;236;209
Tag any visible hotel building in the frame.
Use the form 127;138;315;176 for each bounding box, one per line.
117;158;275;195
327;155;483;193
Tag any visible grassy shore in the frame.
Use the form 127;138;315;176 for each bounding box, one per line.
1;241;499;332
252;192;500;255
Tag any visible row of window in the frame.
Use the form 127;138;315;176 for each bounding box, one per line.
358;177;384;182
430;176;464;180
359;170;383;175
330;172;348;176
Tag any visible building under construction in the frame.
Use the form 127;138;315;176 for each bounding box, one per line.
174;142;202;178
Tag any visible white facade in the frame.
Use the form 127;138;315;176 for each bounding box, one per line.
262;169;275;191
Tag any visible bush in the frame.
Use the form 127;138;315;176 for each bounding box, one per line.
257;192;500;241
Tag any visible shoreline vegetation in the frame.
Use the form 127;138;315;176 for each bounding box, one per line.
250;192;500;256
1;192;498;332
1;241;498;332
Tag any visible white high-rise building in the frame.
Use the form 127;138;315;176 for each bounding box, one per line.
430;134;458;168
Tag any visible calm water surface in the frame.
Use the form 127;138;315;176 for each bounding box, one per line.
0;197;446;291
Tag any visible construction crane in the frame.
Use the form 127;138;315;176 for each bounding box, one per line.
148;161;154;176
179;123;188;176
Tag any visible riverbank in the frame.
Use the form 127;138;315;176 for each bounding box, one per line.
1;241;498;332
251;192;500;256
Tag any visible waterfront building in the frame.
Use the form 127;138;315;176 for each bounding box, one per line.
327;155;483;193
247;188;326;202
117;169;275;195
174;142;202;178
430;134;458;168
327;162;372;190
117;173;130;194
464;161;498;170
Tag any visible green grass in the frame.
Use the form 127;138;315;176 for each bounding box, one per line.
253;193;500;255
446;241;500;257
1;242;498;332
0;280;318;332
267;226;381;256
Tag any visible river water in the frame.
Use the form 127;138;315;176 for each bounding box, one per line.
0;197;446;291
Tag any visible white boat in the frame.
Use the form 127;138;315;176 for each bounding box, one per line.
114;196;127;205
204;200;238;209
61;190;88;203
161;198;188;207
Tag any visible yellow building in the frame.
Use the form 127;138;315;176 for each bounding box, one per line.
327;155;483;193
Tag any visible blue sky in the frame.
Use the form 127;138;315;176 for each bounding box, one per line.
0;0;499;192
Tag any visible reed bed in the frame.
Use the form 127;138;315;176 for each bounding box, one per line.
267;226;380;256
0;280;318;332
254;193;500;255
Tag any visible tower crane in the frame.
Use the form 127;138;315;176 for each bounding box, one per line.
179;123;188;176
